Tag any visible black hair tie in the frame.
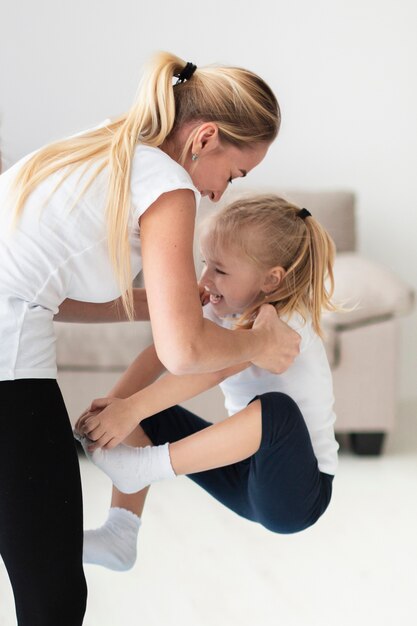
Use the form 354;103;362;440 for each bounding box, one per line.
298;208;312;220
175;62;197;85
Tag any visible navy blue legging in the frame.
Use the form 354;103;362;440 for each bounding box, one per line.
141;391;333;534
0;379;87;626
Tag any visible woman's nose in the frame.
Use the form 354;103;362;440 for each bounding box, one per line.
209;190;223;203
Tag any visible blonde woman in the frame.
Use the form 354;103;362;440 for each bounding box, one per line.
0;53;299;625
77;195;338;571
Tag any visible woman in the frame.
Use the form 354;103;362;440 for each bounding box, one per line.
0;52;299;625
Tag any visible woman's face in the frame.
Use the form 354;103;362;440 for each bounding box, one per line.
166;122;270;203
187;140;269;203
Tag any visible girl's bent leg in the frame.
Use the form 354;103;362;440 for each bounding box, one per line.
247;392;334;533
141;395;333;533
0;380;87;626
169;399;262;475
89;404;262;498
141;406;256;521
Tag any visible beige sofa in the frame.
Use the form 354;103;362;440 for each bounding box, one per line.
55;190;414;455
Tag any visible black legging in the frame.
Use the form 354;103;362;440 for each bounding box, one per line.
0;379;87;626
141;392;333;534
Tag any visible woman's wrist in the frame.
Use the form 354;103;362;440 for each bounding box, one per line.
245;324;267;364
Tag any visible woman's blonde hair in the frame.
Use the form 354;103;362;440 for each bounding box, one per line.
200;194;338;337
11;52;280;319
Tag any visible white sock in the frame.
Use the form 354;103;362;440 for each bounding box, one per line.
80;438;176;494
83;507;141;571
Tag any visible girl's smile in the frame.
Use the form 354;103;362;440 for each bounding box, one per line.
204;287;223;306
200;242;268;317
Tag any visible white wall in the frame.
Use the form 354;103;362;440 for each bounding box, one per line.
1;0;416;401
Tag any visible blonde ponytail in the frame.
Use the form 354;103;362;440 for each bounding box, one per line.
11;53;280;319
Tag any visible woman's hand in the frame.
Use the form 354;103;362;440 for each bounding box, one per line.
251;304;301;373
74;397;141;451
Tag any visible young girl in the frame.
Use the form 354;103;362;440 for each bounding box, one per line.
76;194;339;571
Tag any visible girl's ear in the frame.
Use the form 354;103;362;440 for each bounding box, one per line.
262;266;285;294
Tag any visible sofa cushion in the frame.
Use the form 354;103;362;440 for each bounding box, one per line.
55;320;153;369
323;252;415;329
279;190;356;253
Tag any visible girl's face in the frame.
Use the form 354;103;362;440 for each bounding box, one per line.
200;239;269;316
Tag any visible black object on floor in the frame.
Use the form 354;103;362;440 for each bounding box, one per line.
350;432;385;456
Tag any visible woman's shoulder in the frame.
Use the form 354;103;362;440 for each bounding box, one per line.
131;145;200;219
132;145;191;183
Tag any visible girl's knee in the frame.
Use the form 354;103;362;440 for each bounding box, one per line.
260;391;303;418
254;391;307;445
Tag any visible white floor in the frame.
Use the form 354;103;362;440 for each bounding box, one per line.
1;400;417;626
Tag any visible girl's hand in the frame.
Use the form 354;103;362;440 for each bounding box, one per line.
75;397;140;451
251;304;301;373
74;406;95;434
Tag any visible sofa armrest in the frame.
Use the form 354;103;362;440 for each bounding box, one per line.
323;252;415;330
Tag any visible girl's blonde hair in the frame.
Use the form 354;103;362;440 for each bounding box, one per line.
201;194;338;337
10;52;280;319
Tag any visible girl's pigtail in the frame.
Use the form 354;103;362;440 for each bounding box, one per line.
302;216;337;336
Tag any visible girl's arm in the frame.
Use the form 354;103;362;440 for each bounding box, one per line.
75;342;165;430
54;288;149;322
77;354;250;450
107;343;166;398
140;189;300;375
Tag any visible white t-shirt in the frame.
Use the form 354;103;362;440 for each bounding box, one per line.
203;304;339;475
0;143;200;381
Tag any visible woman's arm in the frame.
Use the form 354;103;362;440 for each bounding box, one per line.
54;288;149;322
140;189;300;376
77;356;250;450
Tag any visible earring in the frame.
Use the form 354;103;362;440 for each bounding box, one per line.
191;153;198;162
